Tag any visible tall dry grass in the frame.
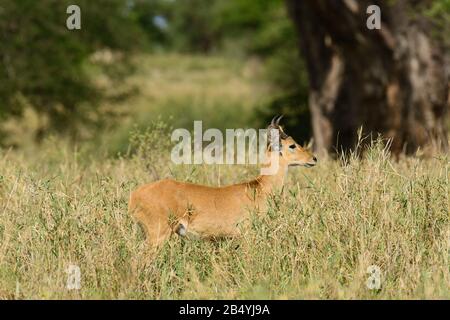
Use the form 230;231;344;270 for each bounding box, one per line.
0;134;448;299
0;54;448;299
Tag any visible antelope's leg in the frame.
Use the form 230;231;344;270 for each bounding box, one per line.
131;206;171;248
146;218;171;248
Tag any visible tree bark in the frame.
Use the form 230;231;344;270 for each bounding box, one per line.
286;0;449;155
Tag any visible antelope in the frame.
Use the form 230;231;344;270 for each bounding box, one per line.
128;116;317;248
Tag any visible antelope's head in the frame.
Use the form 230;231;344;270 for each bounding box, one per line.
267;115;317;168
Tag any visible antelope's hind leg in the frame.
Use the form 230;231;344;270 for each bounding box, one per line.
145;214;174;248
132;209;171;248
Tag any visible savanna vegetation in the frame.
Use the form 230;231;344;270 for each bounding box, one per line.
0;0;448;299
1;54;448;299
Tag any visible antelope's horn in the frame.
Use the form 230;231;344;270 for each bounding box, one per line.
275;115;284;126
270;115;279;126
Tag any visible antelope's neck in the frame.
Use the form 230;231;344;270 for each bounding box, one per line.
256;161;289;194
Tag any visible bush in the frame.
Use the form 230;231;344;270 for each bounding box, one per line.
0;0;148;142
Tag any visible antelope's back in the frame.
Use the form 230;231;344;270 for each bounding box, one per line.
129;178;249;218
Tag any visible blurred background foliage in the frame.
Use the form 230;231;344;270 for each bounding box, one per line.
0;0;309;148
0;0;448;152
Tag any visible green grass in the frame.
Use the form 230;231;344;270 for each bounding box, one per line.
0;54;448;299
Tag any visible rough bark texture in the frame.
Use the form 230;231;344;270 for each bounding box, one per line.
286;0;449;155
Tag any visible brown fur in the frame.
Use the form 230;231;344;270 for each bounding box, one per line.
129;133;317;248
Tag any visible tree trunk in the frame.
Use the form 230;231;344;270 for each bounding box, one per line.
286;0;449;155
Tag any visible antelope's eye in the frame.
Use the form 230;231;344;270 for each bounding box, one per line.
289;144;296;149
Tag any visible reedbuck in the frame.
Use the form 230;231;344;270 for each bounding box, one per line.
129;116;317;247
